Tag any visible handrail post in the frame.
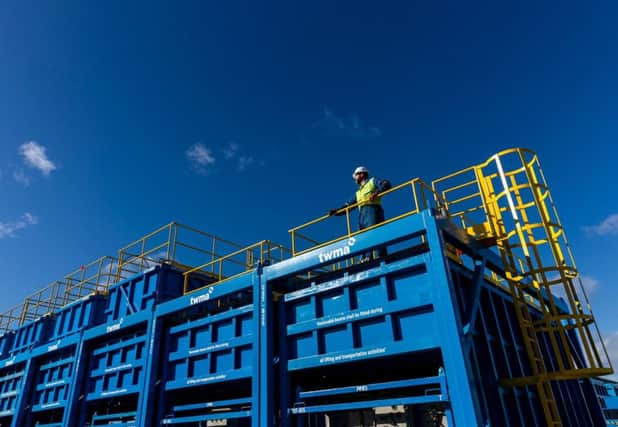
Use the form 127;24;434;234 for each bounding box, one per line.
411;181;419;213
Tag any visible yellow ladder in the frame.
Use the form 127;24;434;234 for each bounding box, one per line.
434;148;613;427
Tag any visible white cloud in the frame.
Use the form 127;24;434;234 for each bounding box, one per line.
19;141;57;176
188;141;261;174
223;142;239;159
302;107;382;142
13;169;31;186
603;331;618;381
186;143;216;173
546;274;599;301
238;156;255;171
579;275;599;295
22;212;38;225
0;212;39;239
583;213;618;236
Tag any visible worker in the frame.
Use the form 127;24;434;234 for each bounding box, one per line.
329;166;391;261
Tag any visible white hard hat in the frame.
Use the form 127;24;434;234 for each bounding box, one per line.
352;166;369;178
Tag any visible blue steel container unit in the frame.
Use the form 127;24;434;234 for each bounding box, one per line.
20;294;106;427
27;347;82;427
0;361;29;427
148;271;259;426
0;207;612;425
0;316;52;427
69;264;185;427
267;210;606;427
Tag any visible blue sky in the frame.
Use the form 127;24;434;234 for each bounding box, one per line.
1;1;617;375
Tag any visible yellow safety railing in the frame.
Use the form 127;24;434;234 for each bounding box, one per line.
20;281;66;324
289;178;445;256
182;240;290;294
0;257;120;333
0;222;246;333
116;222;244;281
433;147;612;427
0;304;26;334
61;255;120;305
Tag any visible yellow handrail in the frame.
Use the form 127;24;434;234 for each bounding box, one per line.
182;240;291;294
289;178;444;256
0;222;246;332
116;221;245;281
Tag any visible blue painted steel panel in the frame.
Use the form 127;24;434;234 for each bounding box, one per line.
30;351;74;411
48;294;105;342
0;333;14;361
164;303;254;390
0;358;34;427
149;272;259;426
103;265;183;324
283;257;436;370
84;328;149;401
15;343;85;427
0;364;26;417
9;317;52;356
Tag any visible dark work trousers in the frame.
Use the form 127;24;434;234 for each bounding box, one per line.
358;204;387;259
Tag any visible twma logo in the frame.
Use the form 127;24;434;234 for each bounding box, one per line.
318;237;356;263
190;286;215;305
106;318;124;334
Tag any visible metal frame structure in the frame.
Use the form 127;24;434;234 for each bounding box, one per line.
0;222;246;334
433;148;612;426
0;148;613;426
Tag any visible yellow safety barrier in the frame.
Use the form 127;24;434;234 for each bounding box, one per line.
0;305;22;334
0;222;246;333
183;240;290;295
62;255;119;305
289;178;445;256
116;222;245;282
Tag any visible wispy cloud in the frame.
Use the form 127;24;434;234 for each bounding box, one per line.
0;212;39;239
19;141;57;176
187;141;262;174
583;213;618;236
222;143;260;171
13;168;31;186
238;156;255;171
301;107;382;143
186;143;216;174
223;142;239;160
579;275;599;295
547;274;600;301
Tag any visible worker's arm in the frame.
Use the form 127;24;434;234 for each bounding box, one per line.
329;197;355;216
369;178;392;200
375;178;392;192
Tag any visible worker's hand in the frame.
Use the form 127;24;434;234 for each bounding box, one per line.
328;209;338;216
369;192;379;201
